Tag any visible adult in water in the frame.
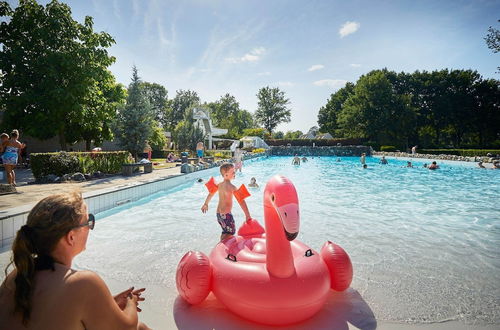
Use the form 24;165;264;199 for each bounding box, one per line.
0;191;150;329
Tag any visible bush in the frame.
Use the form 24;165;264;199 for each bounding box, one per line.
47;152;80;176
206;150;232;159
252;148;266;153
30;151;130;179
380;145;397;152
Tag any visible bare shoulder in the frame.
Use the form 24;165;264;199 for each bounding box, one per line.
66;270;109;294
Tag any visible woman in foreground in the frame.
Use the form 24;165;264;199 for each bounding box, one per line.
0;191;150;329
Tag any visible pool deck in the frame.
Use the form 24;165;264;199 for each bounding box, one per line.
0;166;182;211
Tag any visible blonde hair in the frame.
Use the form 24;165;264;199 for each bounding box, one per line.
220;162;234;175
6;191;84;324
10;129;19;138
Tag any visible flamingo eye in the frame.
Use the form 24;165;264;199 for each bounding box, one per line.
271;194;275;202
284;212;287;217
297;210;299;215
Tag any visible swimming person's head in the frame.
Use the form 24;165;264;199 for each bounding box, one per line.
250;177;256;184
9;191;89;324
220;162;235;179
197;178;203;183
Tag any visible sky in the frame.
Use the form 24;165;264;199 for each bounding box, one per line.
7;0;500;133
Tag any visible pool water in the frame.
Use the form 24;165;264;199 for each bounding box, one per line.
74;156;500;325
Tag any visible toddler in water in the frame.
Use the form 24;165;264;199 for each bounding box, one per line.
201;163;252;241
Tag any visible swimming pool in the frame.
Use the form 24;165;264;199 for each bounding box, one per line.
73;156;499;327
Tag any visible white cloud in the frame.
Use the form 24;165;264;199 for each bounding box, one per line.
278;81;294;87
308;64;324;72
350;63;361;67
339;21;360;38
313;79;348;89
258;71;271;76
225;47;266;63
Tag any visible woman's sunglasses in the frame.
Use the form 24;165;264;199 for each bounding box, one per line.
74;214;95;230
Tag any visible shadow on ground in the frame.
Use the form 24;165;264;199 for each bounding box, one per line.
173;288;376;330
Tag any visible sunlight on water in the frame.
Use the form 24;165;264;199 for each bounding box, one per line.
74;156;500;325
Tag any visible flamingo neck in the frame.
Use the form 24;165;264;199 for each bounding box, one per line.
264;204;295;278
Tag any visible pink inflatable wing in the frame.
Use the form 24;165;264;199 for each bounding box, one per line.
205;177;218;194
233;184;250;203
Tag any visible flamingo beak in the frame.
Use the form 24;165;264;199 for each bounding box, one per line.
276;203;300;241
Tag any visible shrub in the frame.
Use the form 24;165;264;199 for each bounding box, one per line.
47;152;80;177
380;145;397;152
30;151;131;179
252;148;266;153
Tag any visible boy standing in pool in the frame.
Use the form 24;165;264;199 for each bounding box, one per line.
201;162;252;241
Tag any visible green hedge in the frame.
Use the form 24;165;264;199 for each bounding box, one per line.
380;145;397;152
30;151;131;179
265;138;365;147
419;149;500;157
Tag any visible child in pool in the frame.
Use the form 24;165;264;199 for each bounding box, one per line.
201;163;252;241
248;177;259;188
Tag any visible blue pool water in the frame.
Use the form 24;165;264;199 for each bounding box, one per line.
75;156;500;325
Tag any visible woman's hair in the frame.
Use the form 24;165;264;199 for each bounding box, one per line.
6;191;84;324
10;129;19;138
1;133;9;139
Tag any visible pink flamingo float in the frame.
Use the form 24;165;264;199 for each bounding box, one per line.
176;175;353;325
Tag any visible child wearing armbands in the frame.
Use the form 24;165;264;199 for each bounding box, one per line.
201;162;252;241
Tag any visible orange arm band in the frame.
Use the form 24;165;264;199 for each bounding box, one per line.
205;177;218;194
233;184;251;203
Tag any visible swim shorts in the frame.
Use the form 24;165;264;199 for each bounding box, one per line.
217;213;235;235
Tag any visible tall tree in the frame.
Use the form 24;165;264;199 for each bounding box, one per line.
485;20;500;72
140;82;168;124
0;0;116;149
207;94;254;138
164;90;200;130
317;82;354;135
255;86;291;134
173;107;205;151
337;70;416;146
112;66;154;160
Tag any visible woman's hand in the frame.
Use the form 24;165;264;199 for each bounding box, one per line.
114;287;146;312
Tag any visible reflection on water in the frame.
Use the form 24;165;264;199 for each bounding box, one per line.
74;156;499;326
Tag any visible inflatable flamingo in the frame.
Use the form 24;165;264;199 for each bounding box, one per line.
176;175;353;325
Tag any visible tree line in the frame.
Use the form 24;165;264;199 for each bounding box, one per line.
0;0;292;157
317;68;499;149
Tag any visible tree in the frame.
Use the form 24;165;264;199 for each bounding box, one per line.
140;82;168;124
337;70;416;146
164;90;200;130
255;86;291;134
317;82;354;134
112;66;154;159
206;94;254;138
284;130;303;139
65;77;126;150
0;0;116;149
148;120;168;151
173;108;205;151
272;131;284;139
485;20;500;72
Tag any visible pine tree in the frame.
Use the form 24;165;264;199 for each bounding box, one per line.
112;66;154;160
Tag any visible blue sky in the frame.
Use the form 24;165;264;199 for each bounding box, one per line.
9;0;500;133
